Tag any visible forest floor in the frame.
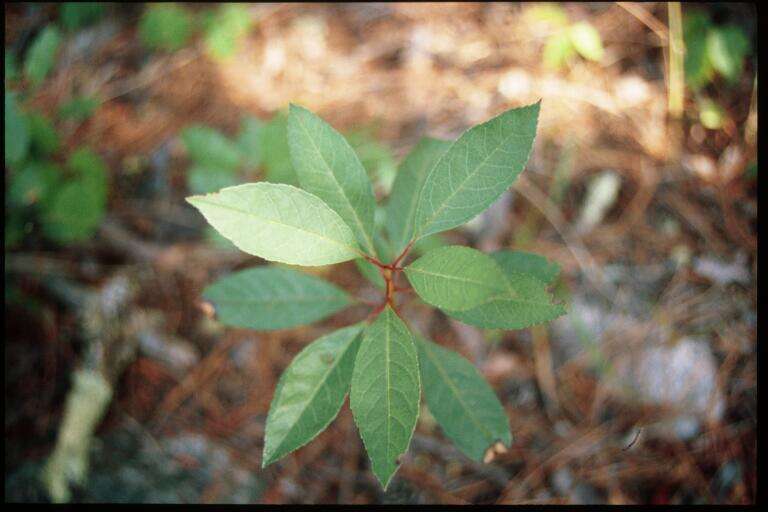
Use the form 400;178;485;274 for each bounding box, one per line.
5;3;757;504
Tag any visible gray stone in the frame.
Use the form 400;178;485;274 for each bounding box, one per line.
693;253;750;286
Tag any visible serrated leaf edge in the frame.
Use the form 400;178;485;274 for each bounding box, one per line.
288;103;378;257
350;307;421;490
412;100;541;240
186;183;365;264
416;336;509;461
262;324;365;467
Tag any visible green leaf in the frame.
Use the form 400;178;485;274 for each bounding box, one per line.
39;149;108;242
204;226;237;250
187;164;237;194
5;211;26;248
350;307;420;490
5;92;30;167
347;127;398;194
60;2;107;32
355;258;385;289
416;336;510;461
42;182;97;242
6;50;18;83
181;125;242;170
543;31;575;70
411;232;447;258
526;4;569;27
28;113;60;157
683;11;714;90
203;3;252;60
385;137;452;256
569;22;604;62
260;111;297;185
237;116;264;169
40;149;109;243
707;25;750;83
263;324;364;466
202;266;351;330
186;183;362;266
287;104;378;256
67;148;108;195
745;161;757;180
698;97;725;130
412;102;540;240
354;233;393;289
8;161;61;208
138;3;193;52
24;25;62;86
58;96;99;122
445;268;566;330
490;250;561;285
404;246;509;311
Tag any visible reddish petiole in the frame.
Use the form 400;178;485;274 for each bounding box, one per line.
362;240;416;317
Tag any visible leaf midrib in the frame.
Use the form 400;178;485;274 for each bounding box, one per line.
293;112;377;256
391;141;445;252
471;272;559;307
190;196;362;257
209;295;347;307
415;119;531;239
268;331;358;462
407;267;506;291
384;312;393;480
421;340;495;451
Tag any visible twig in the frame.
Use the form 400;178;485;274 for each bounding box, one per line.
617;2;669;43
622;428;642;451
531;325;560;418
392;239;415;268
153;335;242;426
667;2;685;119
40;271;144;502
99;215;251;267
513;174;618;304
99;47;199;104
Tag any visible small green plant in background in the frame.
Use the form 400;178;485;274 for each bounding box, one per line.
23;25;63;87
5;4;111;248
257;111;296;185
5;91;108;247
139;2;253;60
6;5;111;249
187;102;566;489
526;3;604;70
58;95;100;123
683;8;752;130
181;109;446;279
683;9;751;90
346;126;398;195
200;3;253;60
182;124;246;194
59;2;107;32
180;117;270;250
138;3;194;52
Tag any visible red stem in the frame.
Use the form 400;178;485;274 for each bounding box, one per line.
392;240;415;268
364;239;416;319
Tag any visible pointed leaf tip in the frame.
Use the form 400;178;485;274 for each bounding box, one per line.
350;306;420;488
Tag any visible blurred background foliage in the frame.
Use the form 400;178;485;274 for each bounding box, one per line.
5;2;756;505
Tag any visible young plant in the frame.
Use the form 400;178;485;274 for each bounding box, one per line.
525;4;604;70
139;2;253;60
5;92;108;247
138;3;193;53
6;11;112;248
187;102;566;489
682;8;752;131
